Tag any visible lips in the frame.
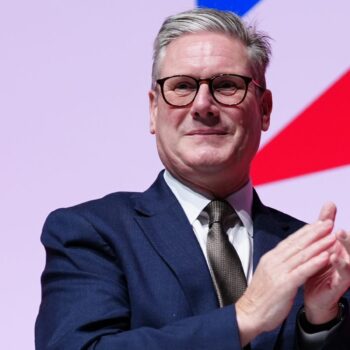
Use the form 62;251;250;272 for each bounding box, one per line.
186;129;228;136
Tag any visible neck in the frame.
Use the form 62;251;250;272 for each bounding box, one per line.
166;169;250;199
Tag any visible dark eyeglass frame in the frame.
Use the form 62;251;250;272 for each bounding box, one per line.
156;73;265;107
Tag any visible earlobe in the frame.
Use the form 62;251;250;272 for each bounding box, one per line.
261;89;273;131
149;90;158;134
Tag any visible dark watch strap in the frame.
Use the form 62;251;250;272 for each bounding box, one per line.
299;302;345;334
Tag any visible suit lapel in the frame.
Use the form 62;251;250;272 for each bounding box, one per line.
133;172;218;315
252;195;286;270
252;191;305;270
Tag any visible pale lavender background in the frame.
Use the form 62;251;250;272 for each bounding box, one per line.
1;1;349;349
1;1;193;348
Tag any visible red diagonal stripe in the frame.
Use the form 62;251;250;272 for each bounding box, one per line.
252;69;350;186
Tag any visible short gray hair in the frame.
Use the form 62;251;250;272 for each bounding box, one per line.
151;8;272;89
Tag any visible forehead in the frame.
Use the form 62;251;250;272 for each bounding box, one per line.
159;32;251;78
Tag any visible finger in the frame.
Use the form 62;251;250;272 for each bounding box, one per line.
276;220;333;261
318;202;337;222
330;233;350;277
330;247;350;293
291;251;330;286
330;252;347;271
336;230;350;256
286;232;336;270
327;240;345;265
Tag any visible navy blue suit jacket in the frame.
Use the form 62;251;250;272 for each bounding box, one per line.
35;172;350;349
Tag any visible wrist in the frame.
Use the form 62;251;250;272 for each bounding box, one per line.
235;297;262;346
304;302;343;327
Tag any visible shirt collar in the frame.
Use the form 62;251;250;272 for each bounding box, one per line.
163;170;254;237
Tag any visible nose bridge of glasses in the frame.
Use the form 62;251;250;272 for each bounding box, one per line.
196;78;214;97
190;78;219;110
197;77;213;89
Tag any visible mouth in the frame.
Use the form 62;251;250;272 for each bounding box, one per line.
186;129;228;136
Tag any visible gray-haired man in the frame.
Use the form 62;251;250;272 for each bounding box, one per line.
36;8;350;349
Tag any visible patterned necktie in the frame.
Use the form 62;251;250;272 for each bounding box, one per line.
205;200;247;307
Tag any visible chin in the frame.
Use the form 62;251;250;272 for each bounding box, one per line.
185;158;232;174
188;150;233;166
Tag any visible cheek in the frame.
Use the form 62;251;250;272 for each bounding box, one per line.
231;108;262;150
155;111;184;153
155;105;188;135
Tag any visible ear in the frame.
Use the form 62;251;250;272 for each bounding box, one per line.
149;89;158;134
260;89;272;131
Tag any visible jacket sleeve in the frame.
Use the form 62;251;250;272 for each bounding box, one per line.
35;208;242;350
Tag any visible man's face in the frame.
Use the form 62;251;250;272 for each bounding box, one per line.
149;32;272;194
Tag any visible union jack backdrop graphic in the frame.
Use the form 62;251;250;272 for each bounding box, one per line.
197;0;350;228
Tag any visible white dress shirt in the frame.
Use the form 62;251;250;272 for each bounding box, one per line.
164;170;254;283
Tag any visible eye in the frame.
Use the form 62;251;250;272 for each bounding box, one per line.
173;80;196;93
164;77;197;96
215;80;238;93
213;76;245;95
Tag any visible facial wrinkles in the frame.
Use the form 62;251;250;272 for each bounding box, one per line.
181;43;230;73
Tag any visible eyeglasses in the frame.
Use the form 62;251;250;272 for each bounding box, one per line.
156;74;265;107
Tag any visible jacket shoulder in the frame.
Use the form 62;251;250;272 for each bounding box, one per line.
267;206;306;226
48;190;140;220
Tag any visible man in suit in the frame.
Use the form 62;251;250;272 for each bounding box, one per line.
35;8;350;349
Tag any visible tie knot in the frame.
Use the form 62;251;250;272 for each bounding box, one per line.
204;200;235;227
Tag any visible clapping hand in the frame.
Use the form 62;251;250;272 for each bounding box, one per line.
304;202;350;324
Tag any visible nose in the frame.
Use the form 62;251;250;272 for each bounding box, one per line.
190;82;220;122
